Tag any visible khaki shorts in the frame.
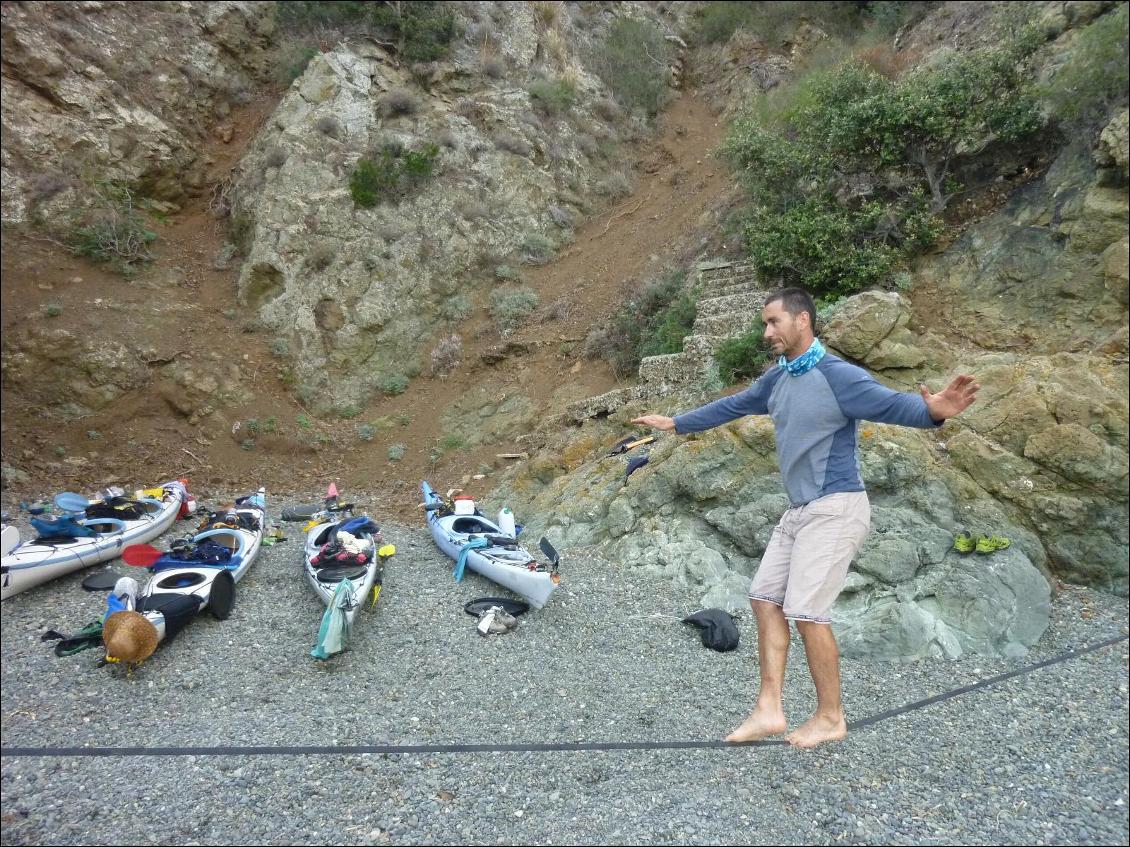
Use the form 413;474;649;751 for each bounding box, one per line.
748;491;871;624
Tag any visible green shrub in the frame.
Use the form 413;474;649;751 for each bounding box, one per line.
437;434;468;453
696;1;757;44
380;89;420;118
440;294;473;321
241;438;256;451
296;413;312;430
388;442;407;461
694;1;869;47
490;287;540;334
380;373;410;395
1040;3;1129;134
357;423;375;441
584;271;693;376
589;17;672;117
43;303;63;318
350;143;440;207
336;404;362;419
65;182;156;270
277;1;457;63
520;232;555;263
528;77;576;116
86;430;101;440
715;319;772;386
276;43;318;86
271;338;290;357
640;288;697;357
723;29;1043;297
315;116;342;138
430;334;463;377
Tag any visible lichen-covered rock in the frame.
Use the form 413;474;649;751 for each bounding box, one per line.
823;291;928;371
0;326;149;414
1;1;276;223
1095;108;1129;181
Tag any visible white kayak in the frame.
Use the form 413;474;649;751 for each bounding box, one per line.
300;504;387;659
106;490;267;662
421;481;560;609
1;480;188;601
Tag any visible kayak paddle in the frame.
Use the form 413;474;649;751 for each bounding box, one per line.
122;544;164;567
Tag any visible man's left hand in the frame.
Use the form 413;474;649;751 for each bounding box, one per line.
920;374;980;422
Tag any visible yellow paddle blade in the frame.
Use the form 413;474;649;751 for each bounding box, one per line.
370;584;382;608
378;544;396;558
303;519;320;532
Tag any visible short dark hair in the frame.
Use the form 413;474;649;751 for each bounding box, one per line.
764;287;817;332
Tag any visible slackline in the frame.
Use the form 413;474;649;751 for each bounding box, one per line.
2;633;1124;759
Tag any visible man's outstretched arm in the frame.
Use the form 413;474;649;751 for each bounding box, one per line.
631;414;676;431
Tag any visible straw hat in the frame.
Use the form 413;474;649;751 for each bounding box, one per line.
103;611;159;672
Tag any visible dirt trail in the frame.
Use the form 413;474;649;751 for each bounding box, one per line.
1;90;733;522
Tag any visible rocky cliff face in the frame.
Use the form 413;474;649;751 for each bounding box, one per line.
1;0;276;222
225;1;690;412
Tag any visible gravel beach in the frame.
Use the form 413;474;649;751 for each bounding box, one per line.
1;499;1127;846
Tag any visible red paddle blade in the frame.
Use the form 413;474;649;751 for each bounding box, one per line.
326;482;339;499
122;544;163;567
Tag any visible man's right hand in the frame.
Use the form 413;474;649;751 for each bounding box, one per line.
630;414;676;432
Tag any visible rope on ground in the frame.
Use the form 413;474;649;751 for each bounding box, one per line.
2;633;1123;759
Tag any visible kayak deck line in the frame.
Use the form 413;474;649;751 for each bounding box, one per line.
3;633;1124;759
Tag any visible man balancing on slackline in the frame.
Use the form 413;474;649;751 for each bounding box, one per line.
632;287;979;748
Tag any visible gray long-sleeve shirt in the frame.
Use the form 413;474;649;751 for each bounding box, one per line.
674;353;941;506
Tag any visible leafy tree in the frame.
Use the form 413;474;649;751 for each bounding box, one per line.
723;28;1044;296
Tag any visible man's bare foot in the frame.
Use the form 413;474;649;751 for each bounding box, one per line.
785;714;847;749
724;709;787;742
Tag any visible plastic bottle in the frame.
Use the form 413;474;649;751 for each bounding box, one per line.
498;506;516;537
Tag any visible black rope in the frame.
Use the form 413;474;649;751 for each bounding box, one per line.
2;633;1124;760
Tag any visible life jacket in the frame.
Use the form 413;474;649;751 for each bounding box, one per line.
31;514;96;541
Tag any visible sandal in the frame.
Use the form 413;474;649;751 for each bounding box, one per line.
953;530;976;555
975;534;1011;554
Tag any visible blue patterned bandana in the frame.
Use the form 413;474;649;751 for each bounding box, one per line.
779;338;825;377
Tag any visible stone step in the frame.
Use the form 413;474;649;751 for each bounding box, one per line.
698;260;758;280
638;351;709;388
694;291;763;320
564;385;643;423
691;312;761;338
681;333;729;359
699;278;762;298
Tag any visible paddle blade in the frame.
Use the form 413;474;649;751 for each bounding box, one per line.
55;492;91;513
378;544;396;558
539;536;560;566
326;482;339;499
121;544;163;567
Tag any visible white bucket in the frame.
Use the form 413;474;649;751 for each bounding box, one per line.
498;507;516;537
453;497;476;516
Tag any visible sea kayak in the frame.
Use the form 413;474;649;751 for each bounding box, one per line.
301;501;387;659
1;480;189;601
421;481;560;609
102;489;268;670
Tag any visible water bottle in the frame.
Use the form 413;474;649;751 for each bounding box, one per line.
498;506;516;538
